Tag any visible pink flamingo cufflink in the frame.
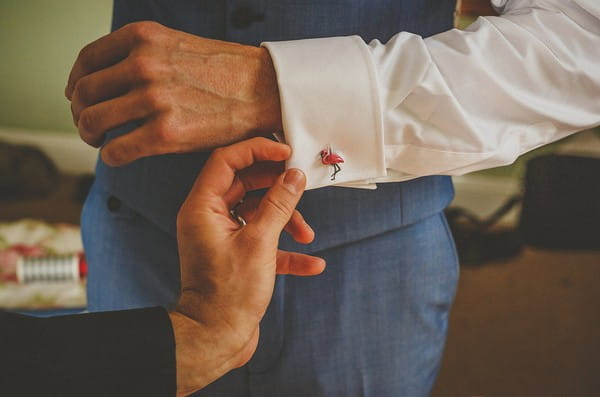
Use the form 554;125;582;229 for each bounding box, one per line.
320;145;344;181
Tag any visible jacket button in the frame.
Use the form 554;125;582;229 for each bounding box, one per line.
106;195;121;212
231;6;264;29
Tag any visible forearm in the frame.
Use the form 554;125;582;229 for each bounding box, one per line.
264;0;600;189
378;0;600;176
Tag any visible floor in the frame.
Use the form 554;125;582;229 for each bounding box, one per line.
432;248;600;397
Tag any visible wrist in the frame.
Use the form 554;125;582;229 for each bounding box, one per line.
170;286;263;393
237;46;282;137
257;46;283;132
175;287;260;353
169;311;241;396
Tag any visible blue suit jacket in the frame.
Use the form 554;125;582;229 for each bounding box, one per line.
98;0;456;254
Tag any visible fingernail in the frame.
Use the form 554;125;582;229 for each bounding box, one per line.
282;168;305;194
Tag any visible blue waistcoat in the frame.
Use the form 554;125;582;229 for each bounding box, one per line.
98;0;456;254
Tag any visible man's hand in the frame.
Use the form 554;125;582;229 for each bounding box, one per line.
65;21;282;166
169;138;324;396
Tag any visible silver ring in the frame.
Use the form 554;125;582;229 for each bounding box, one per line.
229;207;247;227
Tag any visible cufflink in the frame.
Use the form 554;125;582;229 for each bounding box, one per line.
319;145;345;181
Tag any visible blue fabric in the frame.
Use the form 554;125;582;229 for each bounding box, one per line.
83;183;458;396
82;1;460;395
96;0;456;245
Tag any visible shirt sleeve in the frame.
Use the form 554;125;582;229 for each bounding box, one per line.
0;307;176;397
263;0;600;190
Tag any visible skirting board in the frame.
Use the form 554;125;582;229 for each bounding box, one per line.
0;127;97;175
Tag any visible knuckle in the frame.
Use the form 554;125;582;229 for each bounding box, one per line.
212;146;227;157
129;55;158;80
142;86;167;111
78;129;96;147
70;102;78;122
153;115;175;143
210;146;228;163
127;21;161;43
102;146;121;164
105;143;137;165
72;78;90;104
263;194;292;221
70;99;82;122
77;43;95;70
78;108;100;134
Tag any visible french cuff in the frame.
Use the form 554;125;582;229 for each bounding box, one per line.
263;36;386;190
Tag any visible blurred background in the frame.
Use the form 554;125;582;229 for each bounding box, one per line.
0;1;599;396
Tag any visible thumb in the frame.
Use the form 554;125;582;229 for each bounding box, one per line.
247;168;306;240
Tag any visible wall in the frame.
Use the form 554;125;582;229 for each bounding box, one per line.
0;1;112;134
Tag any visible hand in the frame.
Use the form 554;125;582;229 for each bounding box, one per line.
168;138;325;396
65;21;282;166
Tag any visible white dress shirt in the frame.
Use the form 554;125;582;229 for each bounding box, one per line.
263;0;600;190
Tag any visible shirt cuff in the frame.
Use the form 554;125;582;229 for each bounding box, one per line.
263;36;386;190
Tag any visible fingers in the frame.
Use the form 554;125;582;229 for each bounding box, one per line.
70;62;128;122
276;250;326;276
188;138;292;202
66;21;164;99
66;26;134;99
235;197;314;244
70;57;154;126
284;210;315;244
77;89;157;148
246;168;306;241
222;161;285;207
100;121;168;166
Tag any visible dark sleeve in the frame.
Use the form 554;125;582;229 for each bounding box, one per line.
0;307;176;397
